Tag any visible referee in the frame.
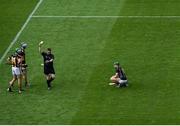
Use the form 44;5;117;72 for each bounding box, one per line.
39;41;55;90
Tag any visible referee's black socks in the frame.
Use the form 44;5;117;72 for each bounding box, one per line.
47;80;51;87
47;78;54;87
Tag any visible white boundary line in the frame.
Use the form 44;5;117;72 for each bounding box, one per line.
0;0;43;64
32;15;180;18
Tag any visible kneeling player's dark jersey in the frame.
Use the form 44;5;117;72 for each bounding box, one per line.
42;52;55;75
115;67;127;80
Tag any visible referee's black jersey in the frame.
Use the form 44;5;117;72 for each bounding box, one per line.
41;52;54;68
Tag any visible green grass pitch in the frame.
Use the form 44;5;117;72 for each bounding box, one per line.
0;0;180;124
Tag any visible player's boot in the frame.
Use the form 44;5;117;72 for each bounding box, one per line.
7;87;13;92
109;83;116;86
25;82;31;87
18;90;22;94
125;81;128;87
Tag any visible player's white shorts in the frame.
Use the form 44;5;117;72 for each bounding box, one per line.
12;67;21;76
119;79;128;84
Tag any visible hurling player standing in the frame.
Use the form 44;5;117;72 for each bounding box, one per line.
6;51;23;94
20;43;30;87
39;41;55;90
16;43;30;87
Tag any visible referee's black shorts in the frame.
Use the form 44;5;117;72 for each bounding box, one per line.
44;67;55;75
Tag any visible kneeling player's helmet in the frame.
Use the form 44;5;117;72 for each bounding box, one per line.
114;62;120;66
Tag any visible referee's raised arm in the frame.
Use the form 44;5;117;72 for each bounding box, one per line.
39;41;44;54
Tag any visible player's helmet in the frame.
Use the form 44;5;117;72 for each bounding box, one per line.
21;42;27;49
114;62;120;66
47;48;51;51
15;48;22;55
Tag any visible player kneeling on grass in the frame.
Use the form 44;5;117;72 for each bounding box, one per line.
109;62;128;88
6;51;23;94
39;41;55;90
